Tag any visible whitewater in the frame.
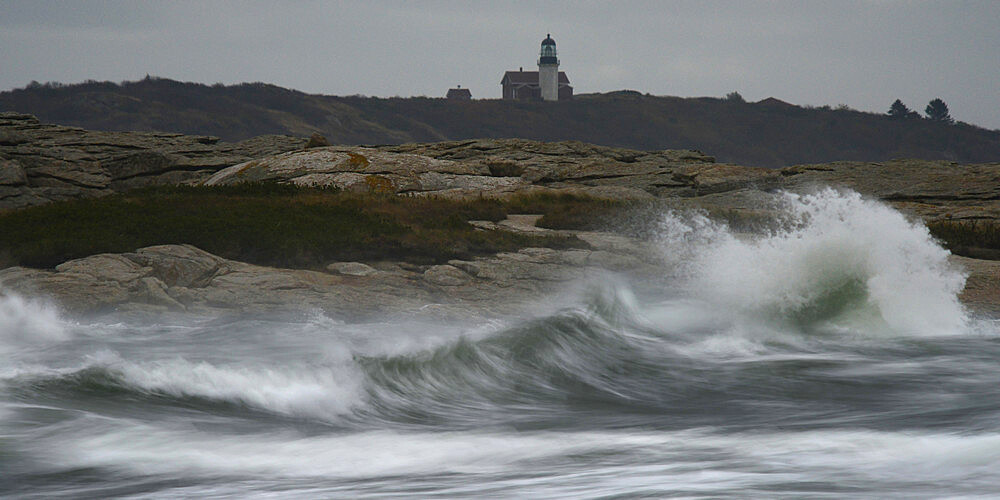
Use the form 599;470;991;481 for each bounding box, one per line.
3;189;1000;498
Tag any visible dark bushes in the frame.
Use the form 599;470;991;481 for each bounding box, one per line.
0;185;592;269
928;219;1000;260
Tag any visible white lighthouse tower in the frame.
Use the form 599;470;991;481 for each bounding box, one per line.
537;34;559;101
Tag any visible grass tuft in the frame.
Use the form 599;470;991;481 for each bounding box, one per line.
502;193;630;230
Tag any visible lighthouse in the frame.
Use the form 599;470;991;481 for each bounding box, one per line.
538;34;559;101
500;35;572;100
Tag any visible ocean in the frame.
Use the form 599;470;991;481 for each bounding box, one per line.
3;189;999;498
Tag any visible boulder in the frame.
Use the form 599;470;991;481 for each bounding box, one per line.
135;276;186;310
327;262;380;277
125;244;226;288
54;254;152;283
102;151;179;180
0;117;306;209
203;148;488;194
673;163;782;195
0;159;27;185
423;265;472;286
0;268;133;314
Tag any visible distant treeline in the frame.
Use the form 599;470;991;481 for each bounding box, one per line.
3;76;998;167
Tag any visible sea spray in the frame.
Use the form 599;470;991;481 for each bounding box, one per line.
0;293;68;352
657;188;968;336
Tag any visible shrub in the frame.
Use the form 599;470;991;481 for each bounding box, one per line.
304;132;331;148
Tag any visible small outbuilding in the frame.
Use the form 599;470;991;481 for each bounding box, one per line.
446;86;472;100
757;97;795;108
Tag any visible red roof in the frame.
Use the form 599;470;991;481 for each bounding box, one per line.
501;71;570;85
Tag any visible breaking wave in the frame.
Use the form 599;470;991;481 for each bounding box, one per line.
0;294;68;353
2;189;982;425
659;188;968;337
3;187;997;498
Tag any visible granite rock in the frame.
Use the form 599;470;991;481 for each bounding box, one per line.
0;112;306;209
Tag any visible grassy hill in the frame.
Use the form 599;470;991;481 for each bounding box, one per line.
2;77;998;167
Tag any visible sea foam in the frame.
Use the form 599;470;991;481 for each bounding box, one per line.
658;188;968;336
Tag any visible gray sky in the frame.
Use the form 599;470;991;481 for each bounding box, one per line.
2;0;998;129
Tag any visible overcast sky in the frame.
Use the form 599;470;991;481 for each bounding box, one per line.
2;0;998;129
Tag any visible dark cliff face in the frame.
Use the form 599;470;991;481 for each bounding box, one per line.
2;78;998;168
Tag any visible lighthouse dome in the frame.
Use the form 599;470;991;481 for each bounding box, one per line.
539;34;558;65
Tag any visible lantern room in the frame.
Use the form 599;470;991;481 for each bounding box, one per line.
538;34;558;65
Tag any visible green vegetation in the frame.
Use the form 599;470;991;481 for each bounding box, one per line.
724;91;745;103
2;77;997;168
0;184;593;270
927;219;1000;260
304;132;331;148
5;183;998;270
503;193;629;230
887;99;919;120
925;98;953;124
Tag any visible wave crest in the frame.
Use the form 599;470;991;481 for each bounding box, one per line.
661;188;968;336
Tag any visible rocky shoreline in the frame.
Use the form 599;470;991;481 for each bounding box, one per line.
3;226;997;321
0;219;667;320
2;111;1000;319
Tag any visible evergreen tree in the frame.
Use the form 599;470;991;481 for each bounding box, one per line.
887;99;911;119
925;98;953;123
